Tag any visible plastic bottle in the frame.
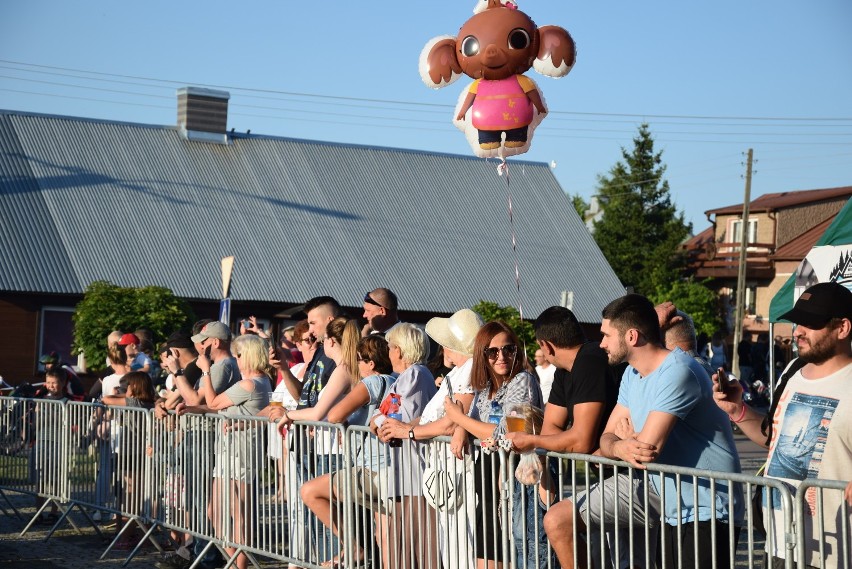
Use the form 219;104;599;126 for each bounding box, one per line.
388;394;403;447
487;400;503;426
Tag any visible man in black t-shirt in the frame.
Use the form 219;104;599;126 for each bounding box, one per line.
504;306;618;569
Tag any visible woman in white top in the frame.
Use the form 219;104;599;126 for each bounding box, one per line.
380;309;482;569
276;316;360;565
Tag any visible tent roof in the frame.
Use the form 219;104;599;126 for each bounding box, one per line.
769;198;852;322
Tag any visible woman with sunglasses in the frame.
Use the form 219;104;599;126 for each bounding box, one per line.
299;334;396;568
443;321;549;569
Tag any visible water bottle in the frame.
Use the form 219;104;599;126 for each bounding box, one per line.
388;395;403;447
488;400;503;426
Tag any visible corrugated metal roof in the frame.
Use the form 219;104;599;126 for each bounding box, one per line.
706;186;852;216
0;110;625;323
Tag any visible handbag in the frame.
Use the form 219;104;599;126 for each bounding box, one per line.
422;453;473;512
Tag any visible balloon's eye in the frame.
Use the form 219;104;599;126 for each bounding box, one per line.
461;36;480;57
508;28;530;50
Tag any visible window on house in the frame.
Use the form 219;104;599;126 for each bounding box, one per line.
730;218;758;245
39;307;77;370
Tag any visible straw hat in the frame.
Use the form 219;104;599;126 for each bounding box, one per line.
425;309;484;356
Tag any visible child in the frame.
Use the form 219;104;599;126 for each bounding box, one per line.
103;371;155;549
33;367;68;524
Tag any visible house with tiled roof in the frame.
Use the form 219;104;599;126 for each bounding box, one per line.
0;88;625;382
684;186;852;339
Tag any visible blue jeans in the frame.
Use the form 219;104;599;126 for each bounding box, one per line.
297;444;341;564
511;460;556;569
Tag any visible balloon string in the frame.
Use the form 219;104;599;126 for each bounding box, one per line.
498;158;525;325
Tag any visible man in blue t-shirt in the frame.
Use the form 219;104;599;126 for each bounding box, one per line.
577;293;743;569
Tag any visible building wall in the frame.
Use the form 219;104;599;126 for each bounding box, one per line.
713;211;775;244
0;296;40;382
775;198;848;248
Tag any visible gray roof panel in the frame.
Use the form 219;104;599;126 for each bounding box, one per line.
0;110;624;322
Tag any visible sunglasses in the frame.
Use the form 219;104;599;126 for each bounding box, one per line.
484;344;518;361
357;356;371;363
364;293;385;309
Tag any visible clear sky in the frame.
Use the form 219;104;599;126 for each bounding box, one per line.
2;0;850;230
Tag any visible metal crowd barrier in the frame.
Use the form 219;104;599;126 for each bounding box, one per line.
795;479;851;569
3;395;851;569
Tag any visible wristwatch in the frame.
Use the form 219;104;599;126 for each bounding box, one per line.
408;428;416;441
201;371;210;377
173;368;184;376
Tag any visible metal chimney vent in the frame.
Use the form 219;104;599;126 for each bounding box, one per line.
177;87;230;144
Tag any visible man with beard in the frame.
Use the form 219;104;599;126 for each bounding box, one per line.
573;294;742;569
714;281;852;567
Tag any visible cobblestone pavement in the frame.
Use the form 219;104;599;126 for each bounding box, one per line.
0;492;167;568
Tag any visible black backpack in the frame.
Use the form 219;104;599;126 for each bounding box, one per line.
760;357;807;446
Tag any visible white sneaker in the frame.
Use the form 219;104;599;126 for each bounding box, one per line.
92;510;102;522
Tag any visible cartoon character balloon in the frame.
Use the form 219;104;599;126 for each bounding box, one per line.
419;0;575;159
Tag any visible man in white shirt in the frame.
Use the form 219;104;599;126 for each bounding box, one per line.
534;348;556;402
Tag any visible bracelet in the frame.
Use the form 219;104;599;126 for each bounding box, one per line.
731;403;747;424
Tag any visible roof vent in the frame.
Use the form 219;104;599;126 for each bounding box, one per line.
177;87;230;144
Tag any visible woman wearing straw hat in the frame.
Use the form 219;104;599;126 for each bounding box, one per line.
380;308;483;569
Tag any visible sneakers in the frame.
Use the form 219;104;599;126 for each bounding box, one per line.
155;553;192;569
92;510;102;522
112;536;137;551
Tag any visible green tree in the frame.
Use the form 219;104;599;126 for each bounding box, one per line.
570;193;588;219
472;300;536;360
651;277;722;338
73;280;195;372
592;124;691;296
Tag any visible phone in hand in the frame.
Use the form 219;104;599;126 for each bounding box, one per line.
204;345;212;360
716;367;727;393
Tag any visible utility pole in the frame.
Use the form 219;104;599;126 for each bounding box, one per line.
732;149;753;377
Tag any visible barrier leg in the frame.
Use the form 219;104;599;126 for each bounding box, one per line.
100;517;135;559
0;489;23;520
20;499;52;536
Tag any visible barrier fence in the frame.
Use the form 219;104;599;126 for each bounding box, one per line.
1;396;850;569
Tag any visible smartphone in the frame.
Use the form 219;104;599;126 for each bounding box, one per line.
716;367;727;393
242;319;251;329
204;345;212;360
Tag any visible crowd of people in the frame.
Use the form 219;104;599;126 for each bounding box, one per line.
18;283;852;569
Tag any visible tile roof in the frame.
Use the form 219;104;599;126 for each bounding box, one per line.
706;186;852;216
0;110;625;323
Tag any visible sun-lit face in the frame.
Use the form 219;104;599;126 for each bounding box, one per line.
534;349;547;366
485;331;518;379
307;306;334;341
795;321;842;364
363;300;385;330
600;319;628;366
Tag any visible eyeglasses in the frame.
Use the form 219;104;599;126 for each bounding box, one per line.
357;356;371;363
364;293;385;310
484;344;518;361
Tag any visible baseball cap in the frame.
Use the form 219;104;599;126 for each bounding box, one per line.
118;333;140;346
779;281;852;328
190;321;231;343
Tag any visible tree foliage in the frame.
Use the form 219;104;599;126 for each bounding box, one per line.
73;281;195;372
592;124;692;296
472;300;536;360
651;277;723;338
570;193;588;220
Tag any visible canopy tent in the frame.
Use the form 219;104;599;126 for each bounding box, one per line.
769;198;852;322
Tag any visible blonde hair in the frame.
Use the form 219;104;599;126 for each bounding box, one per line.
386;323;429;366
231;334;269;375
326;317;362;386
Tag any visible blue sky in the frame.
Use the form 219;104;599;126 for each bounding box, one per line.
2;0;850;230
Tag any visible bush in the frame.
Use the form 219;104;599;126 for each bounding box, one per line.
72;281;195;372
472;301;536;361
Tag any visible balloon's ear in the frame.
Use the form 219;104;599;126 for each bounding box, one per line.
420;36;463;89
533;26;576;78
